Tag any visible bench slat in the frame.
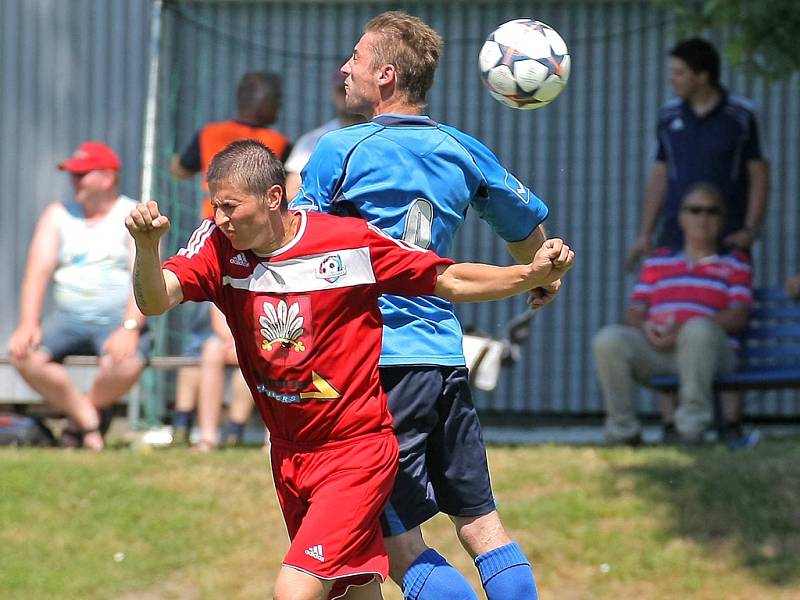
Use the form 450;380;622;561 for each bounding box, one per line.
0;355;200;369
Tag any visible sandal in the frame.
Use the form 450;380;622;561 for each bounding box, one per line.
61;419;103;449
192;438;218;453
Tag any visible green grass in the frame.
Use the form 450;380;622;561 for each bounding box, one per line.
1;439;799;599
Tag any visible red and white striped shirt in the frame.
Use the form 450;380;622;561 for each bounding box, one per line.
631;248;753;345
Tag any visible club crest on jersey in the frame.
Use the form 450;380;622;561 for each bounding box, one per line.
316;254;346;283
259;299;306;352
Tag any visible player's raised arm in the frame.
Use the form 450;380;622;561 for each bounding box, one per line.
435;238;574;302
125;200;183;316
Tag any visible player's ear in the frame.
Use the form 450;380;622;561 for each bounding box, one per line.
265;184;284;211
378;63;396;87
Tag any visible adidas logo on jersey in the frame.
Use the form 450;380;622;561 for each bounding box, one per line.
229;252;250;267
304;544;324;562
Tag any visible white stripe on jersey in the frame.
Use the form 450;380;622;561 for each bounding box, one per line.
366;222;428;253
222;247;377;293
178;220;216;258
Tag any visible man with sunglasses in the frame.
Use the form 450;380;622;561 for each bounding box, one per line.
625;38;769;271
593;182;752;445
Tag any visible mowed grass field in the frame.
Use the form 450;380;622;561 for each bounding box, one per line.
2;438;800;600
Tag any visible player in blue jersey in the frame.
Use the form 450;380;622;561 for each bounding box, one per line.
291;11;566;600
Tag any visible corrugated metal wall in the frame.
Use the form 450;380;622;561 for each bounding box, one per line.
3;0;799;418
0;0;152;400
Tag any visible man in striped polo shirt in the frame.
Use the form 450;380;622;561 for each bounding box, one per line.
593;182;752;445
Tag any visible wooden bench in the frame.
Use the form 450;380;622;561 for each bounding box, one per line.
651;287;800;426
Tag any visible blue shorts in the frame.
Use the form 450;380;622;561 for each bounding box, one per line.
39;311;153;363
379;366;496;536
178;301;215;357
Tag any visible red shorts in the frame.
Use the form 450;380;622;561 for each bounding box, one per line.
270;429;399;599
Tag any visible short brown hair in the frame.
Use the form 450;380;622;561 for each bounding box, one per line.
206;139;285;202
365;11;442;107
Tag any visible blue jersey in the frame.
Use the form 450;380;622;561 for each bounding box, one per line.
654;90;765;248
290;114;549;366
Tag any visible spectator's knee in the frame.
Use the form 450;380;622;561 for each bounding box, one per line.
592;324;630;358
12;349;52;372
200;336;226;365
677;317;723;347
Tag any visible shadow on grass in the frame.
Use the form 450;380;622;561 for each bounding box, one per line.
618;439;800;586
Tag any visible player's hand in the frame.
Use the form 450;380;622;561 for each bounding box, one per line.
530;238;574;286
527;280;561;310
786;274;800;299
126;201;171;246
625;236;651;272
7;322;42;362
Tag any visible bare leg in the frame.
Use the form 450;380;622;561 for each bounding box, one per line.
227;368;254;424
12;350;100;430
451;511;512;559
175;366;201;412
273;566;332;600
341;578;383;599
720;390;744;423
196;337;227;448
86;354;145;409
384;527;429;585
658;391;677;424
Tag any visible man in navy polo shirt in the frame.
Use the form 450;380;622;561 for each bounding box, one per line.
626;38;769;269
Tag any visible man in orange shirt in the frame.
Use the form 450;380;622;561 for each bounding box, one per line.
169;71;291;450
170;71;292;219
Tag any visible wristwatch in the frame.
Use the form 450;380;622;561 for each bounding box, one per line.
122;318;141;331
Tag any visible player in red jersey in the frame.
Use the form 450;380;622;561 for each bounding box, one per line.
126;140;573;600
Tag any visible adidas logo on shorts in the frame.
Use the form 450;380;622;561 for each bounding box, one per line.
229;252;250;267
304;544;324;562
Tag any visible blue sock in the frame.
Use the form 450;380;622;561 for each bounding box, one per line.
402;548;478;600
223;421;245;440
172;410;193;429
475;542;538;600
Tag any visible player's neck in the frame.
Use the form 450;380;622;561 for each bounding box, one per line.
372;96;423;118
256;210;300;255
78;191;118;220
688;86;720;117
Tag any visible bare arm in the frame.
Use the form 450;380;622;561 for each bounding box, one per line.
7;205;61;359
626;161;667;271
435;238;573;303
170;155;196;180
125;201;184;315
17;205;60;327
712;305;750;336
506;223;546;263
623;304;648;329
744;160;769;231
722;160;769;250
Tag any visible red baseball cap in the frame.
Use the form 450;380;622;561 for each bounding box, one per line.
58;141;121;173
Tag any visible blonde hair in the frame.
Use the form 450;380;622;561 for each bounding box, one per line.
365;11;442;107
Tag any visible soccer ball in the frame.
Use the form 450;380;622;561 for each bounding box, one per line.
479;19;571;110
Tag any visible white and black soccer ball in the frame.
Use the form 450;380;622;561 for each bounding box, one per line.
479;19;571;110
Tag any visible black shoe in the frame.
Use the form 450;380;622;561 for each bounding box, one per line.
607;432;643;447
661;423;681;445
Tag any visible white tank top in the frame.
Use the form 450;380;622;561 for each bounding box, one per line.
52;195;137;325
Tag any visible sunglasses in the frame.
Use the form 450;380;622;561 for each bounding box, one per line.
682;205;722;216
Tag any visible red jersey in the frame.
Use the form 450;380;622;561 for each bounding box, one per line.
163;211;452;445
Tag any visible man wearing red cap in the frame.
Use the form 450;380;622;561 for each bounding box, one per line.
6;141;150;450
